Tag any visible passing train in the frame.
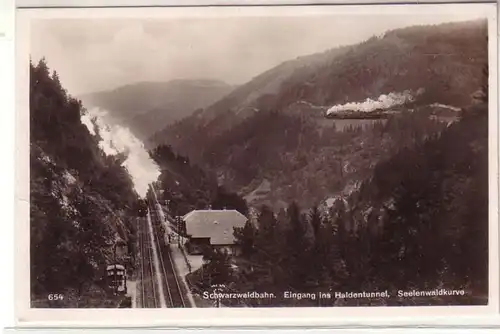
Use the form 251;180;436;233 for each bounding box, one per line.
137;198;148;217
144;184;184;248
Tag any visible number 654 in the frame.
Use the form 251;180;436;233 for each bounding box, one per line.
48;294;64;301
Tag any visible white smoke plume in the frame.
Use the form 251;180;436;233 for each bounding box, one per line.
326;88;425;115
81;107;160;198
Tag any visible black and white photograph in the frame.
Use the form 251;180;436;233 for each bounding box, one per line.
19;4;497;313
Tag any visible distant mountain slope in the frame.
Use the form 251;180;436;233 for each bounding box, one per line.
147;46;351;150
148;19;487;210
80;79;234;140
200;45;352;122
273;20;487;110
149;19;487;156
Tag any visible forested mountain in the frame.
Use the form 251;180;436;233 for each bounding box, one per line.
30;59;141;307
149;19;486;151
227;102;488;306
80;79;234;140
190;47;489;306
148;19;487;210
215;107;454;209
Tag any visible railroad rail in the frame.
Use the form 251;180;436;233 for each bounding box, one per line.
148;199;187;308
139;217;159;308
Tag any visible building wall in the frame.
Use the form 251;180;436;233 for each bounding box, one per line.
186;237;210;254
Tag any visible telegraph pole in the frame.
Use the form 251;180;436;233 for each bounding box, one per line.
176;216;181;247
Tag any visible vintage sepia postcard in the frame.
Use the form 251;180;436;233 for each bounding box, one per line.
15;3;499;326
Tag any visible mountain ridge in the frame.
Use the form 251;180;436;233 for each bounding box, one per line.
149;19;486;156
148;19;487;210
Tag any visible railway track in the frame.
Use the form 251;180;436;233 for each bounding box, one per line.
146;184;188;308
149;202;187;308
139;217;159;308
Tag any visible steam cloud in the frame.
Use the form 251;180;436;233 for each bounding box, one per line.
81;107;160;198
326;88;425;115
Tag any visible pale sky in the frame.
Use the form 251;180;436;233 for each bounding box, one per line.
30;13;487;96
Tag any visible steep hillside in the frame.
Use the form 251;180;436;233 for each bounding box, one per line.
230;103;488;306
208;105;453;209
149;19;487;156
30;59;141;307
274;20;486;110
80;79;234;140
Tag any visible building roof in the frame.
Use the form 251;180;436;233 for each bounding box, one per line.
183;210;248;245
106;264;125;271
